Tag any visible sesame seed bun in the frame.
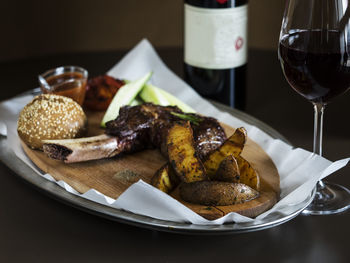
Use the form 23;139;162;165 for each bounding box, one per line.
17;94;87;150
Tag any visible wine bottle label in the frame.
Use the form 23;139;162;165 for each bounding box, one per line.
184;4;248;69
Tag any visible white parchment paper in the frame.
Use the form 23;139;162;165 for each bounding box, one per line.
0;39;349;225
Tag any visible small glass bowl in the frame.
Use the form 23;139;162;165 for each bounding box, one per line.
39;66;88;105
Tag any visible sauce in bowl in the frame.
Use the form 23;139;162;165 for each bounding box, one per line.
40;66;88;105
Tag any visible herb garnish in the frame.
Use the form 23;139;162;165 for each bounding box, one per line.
171;112;203;125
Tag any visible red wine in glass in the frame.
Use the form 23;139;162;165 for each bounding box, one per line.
279;0;350;215
279;30;350;104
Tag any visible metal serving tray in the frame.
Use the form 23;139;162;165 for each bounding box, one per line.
0;90;315;234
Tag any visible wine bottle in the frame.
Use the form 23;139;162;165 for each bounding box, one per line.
184;0;248;109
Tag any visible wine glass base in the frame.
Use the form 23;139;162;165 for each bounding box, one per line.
302;182;350;216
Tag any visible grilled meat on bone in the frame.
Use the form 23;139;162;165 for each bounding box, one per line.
105;103;182;154
105;104;227;159
43;103;227;163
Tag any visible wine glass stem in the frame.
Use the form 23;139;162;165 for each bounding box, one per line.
303;103;350;215
313;103;325;156
313;103;326;194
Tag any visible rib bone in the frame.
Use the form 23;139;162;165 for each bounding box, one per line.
42;134;120;163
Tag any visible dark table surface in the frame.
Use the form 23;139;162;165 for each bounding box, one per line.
0;48;349;263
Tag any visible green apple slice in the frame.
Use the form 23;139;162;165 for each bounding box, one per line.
140;84;195;113
139;84;169;106
101;72;152;127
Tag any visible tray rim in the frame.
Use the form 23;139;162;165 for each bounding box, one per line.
0;89;315;234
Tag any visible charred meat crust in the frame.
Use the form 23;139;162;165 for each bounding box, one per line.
105;103;226;160
191;115;227;160
105;104;182;154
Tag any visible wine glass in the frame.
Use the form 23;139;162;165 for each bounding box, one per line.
278;0;350;215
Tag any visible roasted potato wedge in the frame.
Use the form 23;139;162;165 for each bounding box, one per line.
236;155;260;191
179;181;259;206
151;163;180;193
203;127;247;176
167;121;207;183
214;155;240;182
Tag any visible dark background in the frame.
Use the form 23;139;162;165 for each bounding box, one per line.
0;0;284;61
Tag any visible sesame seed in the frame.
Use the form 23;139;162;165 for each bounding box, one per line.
17;94;86;148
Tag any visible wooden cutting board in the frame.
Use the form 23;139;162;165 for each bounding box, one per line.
21;110;280;220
